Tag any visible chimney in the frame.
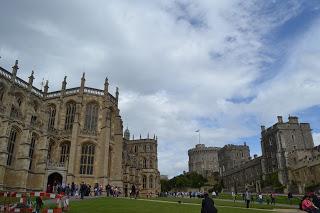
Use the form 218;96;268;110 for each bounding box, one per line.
277;116;283;123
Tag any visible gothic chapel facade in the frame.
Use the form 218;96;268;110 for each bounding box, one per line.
0;60;160;194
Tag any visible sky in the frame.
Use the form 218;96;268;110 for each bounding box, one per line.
0;0;320;178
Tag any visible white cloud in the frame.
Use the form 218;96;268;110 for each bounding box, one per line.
0;0;319;177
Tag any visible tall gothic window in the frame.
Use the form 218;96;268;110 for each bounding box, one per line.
29;133;37;170
60;142;70;164
64;102;76;131
149;175;153;189
0;83;4;102
48;105;56;130
142;175;147;189
143;158;147;169
80;143;95;175
84;103;99;132
7;127;18;166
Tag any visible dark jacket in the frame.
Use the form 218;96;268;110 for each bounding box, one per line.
201;197;218;213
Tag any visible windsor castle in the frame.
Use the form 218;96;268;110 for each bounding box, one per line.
188;116;320;194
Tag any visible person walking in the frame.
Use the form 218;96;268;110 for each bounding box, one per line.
35;196;43;213
80;182;86;199
201;192;218;213
245;189;251;208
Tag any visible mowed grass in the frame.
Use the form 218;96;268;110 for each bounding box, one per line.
68;197;274;213
153;197;295;209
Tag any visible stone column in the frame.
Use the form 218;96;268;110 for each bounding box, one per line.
67;101;81;182
0;123;10;190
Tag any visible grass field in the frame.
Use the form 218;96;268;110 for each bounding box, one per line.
68;197;277;213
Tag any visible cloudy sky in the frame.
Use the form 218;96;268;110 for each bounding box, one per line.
1;0;320;177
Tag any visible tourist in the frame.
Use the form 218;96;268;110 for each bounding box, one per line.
288;192;293;205
106;184;111;197
311;192;320;209
258;193;263;204
201;192;218;213
80;182;86;199
232;191;236;203
245;189;251;208
270;193;275;205
301;195;320;213
131;184;136;198
35;196;43;213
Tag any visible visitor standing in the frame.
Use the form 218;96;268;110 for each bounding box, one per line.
80;182;86;199
201;192;218;213
35;196;43;213
245;189;251;208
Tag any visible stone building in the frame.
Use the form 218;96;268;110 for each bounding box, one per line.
261;116;314;189
0;60;160;195
188;144;220;178
218;143;250;173
122;128;160;197
221;116;319;194
287;146;320;193
222;155;262;192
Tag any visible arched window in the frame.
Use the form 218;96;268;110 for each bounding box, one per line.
80;143;95;175
29;133;37;170
7;127;18;166
47;105;56;130
0;83;5;102
149;175;153;189
64;102;76;131
143;158;147;169
84;103;99;133
142;175;147;189
60;142;70;164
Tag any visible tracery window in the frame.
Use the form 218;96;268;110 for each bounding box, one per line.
48;105;56;130
64;102;76;131
60;142;70;164
80;143;95;175
149;175;153;189
84;103;99;132
143;158;147;168
7;127;18;166
29;133;37;170
142;175;147;189
0;83;5;102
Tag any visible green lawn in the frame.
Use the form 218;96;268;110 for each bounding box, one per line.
217;193;301;205
68;197;275;213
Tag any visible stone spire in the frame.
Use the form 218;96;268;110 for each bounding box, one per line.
44;80;49;95
27;70;35;91
104;77;109;96
11;60;19;83
28;70;35;85
80;72;85;94
147;133;149;139
62;76;67;90
116;87;119;102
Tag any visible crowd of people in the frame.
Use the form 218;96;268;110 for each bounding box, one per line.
46;181;123;199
